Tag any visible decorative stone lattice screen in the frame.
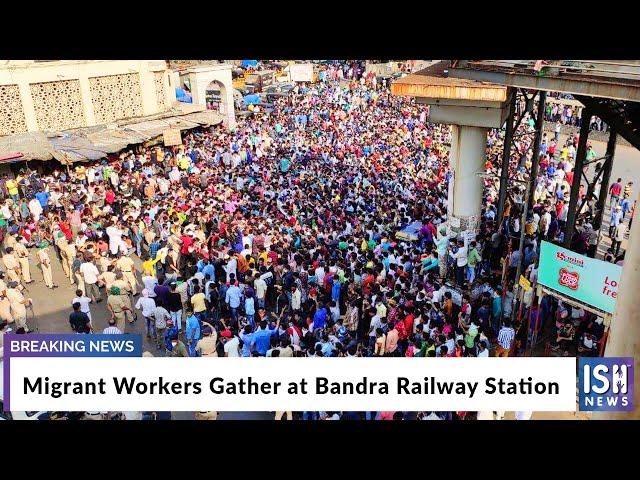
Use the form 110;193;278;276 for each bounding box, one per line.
30;79;86;131
90;73;143;124
0;84;28;135
154;72;167;111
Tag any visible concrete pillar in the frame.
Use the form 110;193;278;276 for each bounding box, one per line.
17;81;38;132
597;211;640;419
449;124;487;235
223;83;236;129
78;75;96;126
138;62;158;116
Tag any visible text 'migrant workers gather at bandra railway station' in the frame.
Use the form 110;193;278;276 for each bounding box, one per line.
0;59;639;421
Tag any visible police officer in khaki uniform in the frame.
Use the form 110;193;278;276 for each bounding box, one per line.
6;281;31;332
116;254;139;296
106;286;130;333
37;241;57;289
195;322;218;357
3;232;17;251
65;242;77;286
0;276;14;325
2;247;21;283
14;239;32;284
71;252;85;295
56;235;71;280
98;265;117;292
111;272;134;324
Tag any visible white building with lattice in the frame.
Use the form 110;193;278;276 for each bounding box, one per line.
0;60;176;136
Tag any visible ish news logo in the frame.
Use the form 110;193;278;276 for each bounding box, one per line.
579;357;634;411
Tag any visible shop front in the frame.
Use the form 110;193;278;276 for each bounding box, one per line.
528;241;622;357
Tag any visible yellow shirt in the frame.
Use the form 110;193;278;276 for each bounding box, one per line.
142;257;161;276
178;156;190;170
191;292;206;313
75;166;86;180
560;147;569;160
6;179;18;196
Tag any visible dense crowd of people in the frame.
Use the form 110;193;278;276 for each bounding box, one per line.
0;60;633;420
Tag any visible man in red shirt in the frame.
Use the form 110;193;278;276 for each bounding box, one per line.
609;178;623;208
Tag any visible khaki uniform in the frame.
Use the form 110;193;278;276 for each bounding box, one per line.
0;295;14;323
6;287;28;330
117;256;138;295
112;279;134;323
65;244;77;285
98;271;117;291
196;335;218;357
4;234;17;251
98;255;112;273
107;294;129;333
57;237;71;278
2;253;21;283
14;243;31;283
37;247;54;288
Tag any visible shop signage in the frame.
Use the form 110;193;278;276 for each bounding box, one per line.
538;241;622;313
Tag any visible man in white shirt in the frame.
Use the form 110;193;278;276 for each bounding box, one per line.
72;290;93;323
135;290;157;339
477;340;489;357
315;263;326;285
254;275;268;309
103;318;123;335
450;238;468;287
106;223;124;256
613;222;627;255
79;259;102;303
223;255;237;283
222;331;240;357
141;274;158;297
542;209;551;237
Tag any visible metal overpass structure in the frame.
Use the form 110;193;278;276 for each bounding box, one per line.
394;59;640;419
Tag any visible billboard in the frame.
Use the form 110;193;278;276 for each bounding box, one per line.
538;241;622;313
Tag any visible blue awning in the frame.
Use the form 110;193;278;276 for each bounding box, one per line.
241;60;258;68
243;94;261;105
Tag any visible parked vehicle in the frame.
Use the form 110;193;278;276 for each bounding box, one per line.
244;71;275;94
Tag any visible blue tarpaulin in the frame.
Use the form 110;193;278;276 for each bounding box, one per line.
396;221;423;241
243;94;261;105
175;87;192;103
241;60;258;68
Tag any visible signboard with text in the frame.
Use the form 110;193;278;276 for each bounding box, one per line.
538;241;622;313
163;129;183;146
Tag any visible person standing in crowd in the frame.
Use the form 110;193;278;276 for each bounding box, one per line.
496;321;515;357
69;301;91;334
80;256;102;303
36;241;57;289
135;289;157;339
106;286;130;333
609;178;623;209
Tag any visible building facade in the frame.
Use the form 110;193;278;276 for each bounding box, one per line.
0;60;176;136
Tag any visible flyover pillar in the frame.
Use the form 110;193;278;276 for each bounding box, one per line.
449;124;487;235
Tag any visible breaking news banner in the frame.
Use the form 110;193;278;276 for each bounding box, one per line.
1;334;634;415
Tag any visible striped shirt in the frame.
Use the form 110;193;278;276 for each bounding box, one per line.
103;326;123;335
624;184;633;199
149;242;161;260
497;327;515;350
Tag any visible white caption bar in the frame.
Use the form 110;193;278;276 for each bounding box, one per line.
8;357;577;412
